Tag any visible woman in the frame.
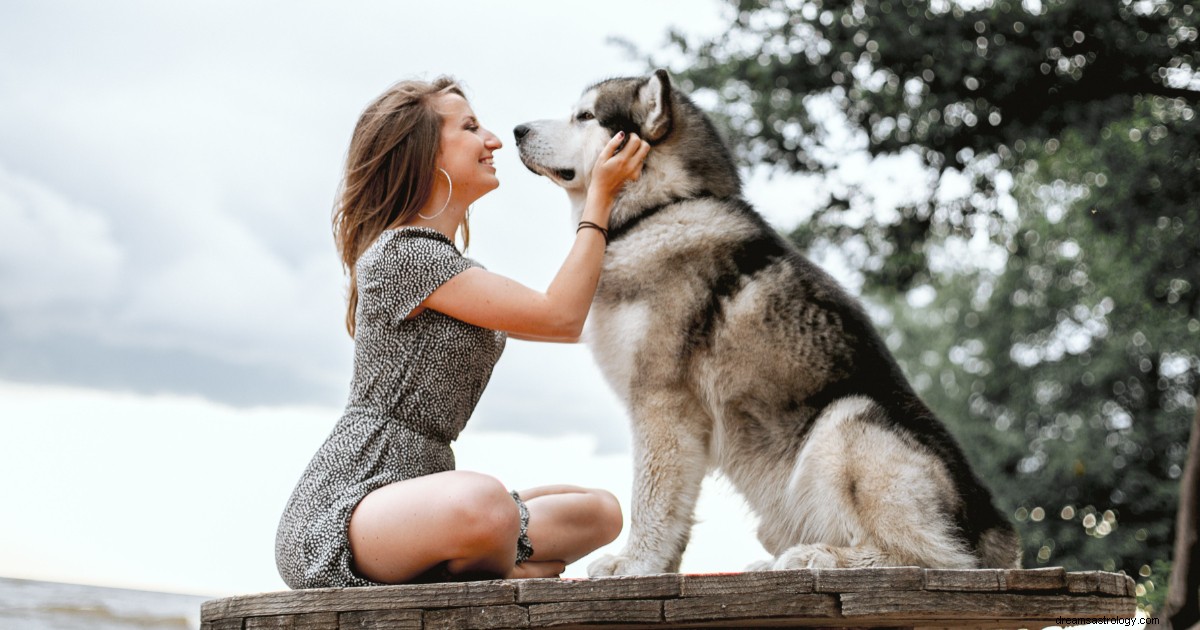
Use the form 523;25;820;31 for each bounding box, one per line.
275;76;650;589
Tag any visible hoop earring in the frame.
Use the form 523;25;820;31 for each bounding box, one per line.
418;168;453;220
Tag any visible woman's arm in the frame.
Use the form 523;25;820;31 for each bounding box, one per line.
422;132;650;341
506;330;582;344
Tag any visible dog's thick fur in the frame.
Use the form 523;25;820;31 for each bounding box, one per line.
515;70;1021;576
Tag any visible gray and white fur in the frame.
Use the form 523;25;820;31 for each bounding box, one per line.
514;69;1020;576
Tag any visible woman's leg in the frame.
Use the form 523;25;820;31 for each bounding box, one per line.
349;470;542;583
518;485;623;567
349;474;623;584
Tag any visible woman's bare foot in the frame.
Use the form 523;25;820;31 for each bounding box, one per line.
507;560;566;579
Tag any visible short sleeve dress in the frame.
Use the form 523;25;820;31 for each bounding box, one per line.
275;227;507;589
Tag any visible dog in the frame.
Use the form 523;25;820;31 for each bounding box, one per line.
514;69;1021;575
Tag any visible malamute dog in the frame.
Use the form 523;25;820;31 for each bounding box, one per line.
514;70;1020;575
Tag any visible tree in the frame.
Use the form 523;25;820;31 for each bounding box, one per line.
662;0;1196;289
1167;407;1199;629
865;116;1197;606
649;0;1199;614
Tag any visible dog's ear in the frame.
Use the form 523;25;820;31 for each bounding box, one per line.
639;68;673;142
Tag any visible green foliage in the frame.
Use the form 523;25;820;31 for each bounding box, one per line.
660;0;1197;291
1140;558;1173;614
655;0;1200;589
670;0;1196;167
871;114;1196;583
882;99;1197;602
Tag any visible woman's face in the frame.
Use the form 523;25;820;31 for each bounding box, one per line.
435;93;502;205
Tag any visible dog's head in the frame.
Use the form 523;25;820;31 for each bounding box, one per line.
515;69;741;224
514;69;675;194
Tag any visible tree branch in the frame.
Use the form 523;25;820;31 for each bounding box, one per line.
1166;404;1200;630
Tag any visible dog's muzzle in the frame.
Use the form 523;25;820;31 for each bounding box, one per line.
514;124;576;182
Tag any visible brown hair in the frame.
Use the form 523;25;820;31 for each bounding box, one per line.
332;76;468;336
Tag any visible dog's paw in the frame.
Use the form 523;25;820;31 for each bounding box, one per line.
772;544;840;570
587;553;655;577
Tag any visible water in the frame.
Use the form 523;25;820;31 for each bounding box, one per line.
0;578;207;630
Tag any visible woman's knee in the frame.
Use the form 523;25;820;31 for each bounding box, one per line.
590;488;623;544
447;472;523;557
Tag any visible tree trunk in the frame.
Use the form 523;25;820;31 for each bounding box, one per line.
1166;403;1200;630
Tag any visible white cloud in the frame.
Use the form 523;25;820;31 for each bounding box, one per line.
0;165;123;317
115;208;343;358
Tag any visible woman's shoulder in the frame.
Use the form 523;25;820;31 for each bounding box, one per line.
355;226;478;316
359;227;462;271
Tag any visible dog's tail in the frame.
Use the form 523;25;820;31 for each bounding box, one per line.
976;522;1023;568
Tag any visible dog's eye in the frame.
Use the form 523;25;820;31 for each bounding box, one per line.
575;111;595;122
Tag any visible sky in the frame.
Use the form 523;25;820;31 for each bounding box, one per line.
0;0;822;597
0;0;951;599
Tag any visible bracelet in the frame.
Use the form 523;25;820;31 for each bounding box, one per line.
577;221;609;245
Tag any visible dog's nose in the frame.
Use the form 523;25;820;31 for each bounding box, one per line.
513;124;531;140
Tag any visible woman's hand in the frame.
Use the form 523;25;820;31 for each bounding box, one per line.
421;131;650;343
588;132;650;208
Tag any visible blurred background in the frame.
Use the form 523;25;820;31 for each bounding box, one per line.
0;0;1195;627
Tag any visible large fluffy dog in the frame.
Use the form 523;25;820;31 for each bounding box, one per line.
514;70;1020;576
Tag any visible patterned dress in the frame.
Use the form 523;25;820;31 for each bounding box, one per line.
275;227;507;589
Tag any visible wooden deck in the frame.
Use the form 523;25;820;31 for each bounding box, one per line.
200;567;1138;629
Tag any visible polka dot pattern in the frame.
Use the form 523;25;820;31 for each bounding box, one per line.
275;227;506;589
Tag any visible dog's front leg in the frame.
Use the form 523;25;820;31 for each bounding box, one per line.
588;391;709;576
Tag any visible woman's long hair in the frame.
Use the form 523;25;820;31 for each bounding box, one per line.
332;77;467;337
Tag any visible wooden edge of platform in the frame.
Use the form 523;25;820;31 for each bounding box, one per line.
201;568;1139;629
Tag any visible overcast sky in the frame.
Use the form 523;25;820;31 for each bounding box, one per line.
2;0;711;423
0;0;940;597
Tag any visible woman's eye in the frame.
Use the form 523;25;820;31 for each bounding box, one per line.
576;112;595;122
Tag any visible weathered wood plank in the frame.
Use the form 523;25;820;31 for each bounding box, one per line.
516;574;680;603
924;570;1002;592
664;592;839;624
813;567;925;592
337;609;423;630
851;618;1051;629
202;582;516;620
1122;573;1136;597
423;604;529;630
1002;568;1067;591
244;612;339;629
679;570;814;597
526;599;663;627
1065;571;1130;596
201;569;1138;629
841;591;1137;620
